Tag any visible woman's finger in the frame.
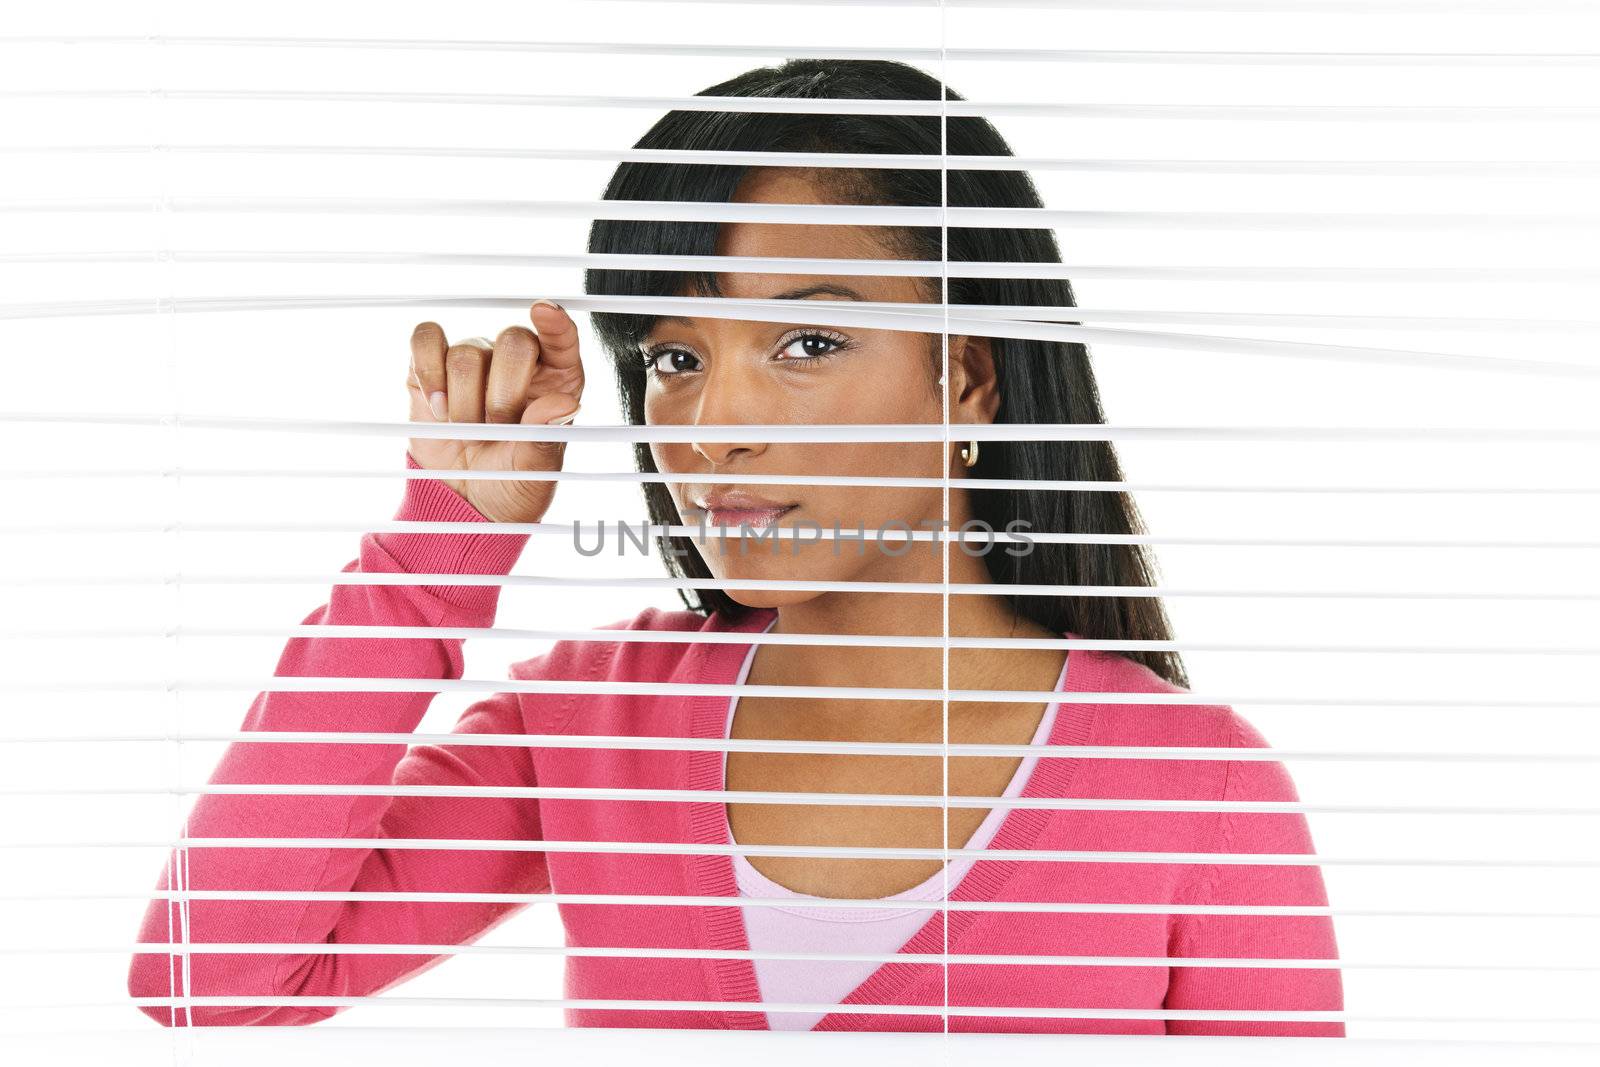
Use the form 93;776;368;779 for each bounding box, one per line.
445;338;492;424
410;322;449;421
528;300;584;400
485;326;538;424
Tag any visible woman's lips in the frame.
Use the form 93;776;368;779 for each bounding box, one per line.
704;505;797;530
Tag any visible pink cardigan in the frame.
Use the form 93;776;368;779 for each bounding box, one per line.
126;450;1346;1036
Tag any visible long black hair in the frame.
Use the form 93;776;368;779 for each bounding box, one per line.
583;58;1188;690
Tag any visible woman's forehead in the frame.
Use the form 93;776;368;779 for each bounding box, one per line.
714;217;897;262
682;273;918;304
647;269;931;341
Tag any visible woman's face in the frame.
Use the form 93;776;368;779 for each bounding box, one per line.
644;168;997;608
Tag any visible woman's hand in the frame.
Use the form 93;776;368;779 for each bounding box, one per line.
406;300;584;525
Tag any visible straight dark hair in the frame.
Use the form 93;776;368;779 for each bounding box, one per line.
583;58;1188;690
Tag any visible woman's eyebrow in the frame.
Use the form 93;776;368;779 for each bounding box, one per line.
656;283;867;329
770;283;868;303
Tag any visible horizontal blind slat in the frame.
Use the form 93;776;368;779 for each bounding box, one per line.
11;35;1600;66
3;888;1582;919
9;414;1600;442
5;676;1599;710
6;783;1594;818
13;145;1600;178
15;89;1600;121
9;628;1598;655
6;574;1593;601
5;731;1596;763
10;468;1595;495
10;837;1598;868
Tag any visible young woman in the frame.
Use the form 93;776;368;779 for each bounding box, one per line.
128;59;1344;1037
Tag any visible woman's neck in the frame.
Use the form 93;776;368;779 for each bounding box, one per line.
759;546;1058;696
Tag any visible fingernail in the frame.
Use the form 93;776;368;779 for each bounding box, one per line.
547;408;578;426
429;391;448;420
532;299;564;312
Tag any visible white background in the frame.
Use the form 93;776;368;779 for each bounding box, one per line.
1;0;1599;1046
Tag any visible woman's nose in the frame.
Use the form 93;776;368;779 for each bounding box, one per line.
688;363;769;467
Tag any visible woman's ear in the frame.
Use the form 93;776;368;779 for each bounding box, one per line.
948;334;1000;425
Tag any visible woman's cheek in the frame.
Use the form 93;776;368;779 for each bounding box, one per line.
647;442;672;477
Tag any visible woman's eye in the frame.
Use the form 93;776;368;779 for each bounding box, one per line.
777;332;847;361
644;348;701;375
644;332;850;376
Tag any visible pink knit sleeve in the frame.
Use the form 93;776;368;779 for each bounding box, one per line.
127;450;550;1026
1163;713;1346;1038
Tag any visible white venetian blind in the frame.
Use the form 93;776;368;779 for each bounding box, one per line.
2;1;1599;1064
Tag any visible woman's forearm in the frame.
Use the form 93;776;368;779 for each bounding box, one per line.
127;452;533;1026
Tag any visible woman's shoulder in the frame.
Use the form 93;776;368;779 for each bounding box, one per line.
1081;645;1264;752
506;603;769;683
1078;646;1302;804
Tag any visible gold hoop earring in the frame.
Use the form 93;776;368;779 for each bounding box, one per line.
959;440;980;468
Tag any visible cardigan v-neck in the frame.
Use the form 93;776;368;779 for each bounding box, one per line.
683;606;1102;1032
723;635;1066;915
721;616;1068;1031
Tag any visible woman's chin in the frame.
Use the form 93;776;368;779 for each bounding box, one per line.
718;588;812;611
703;554;872;611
